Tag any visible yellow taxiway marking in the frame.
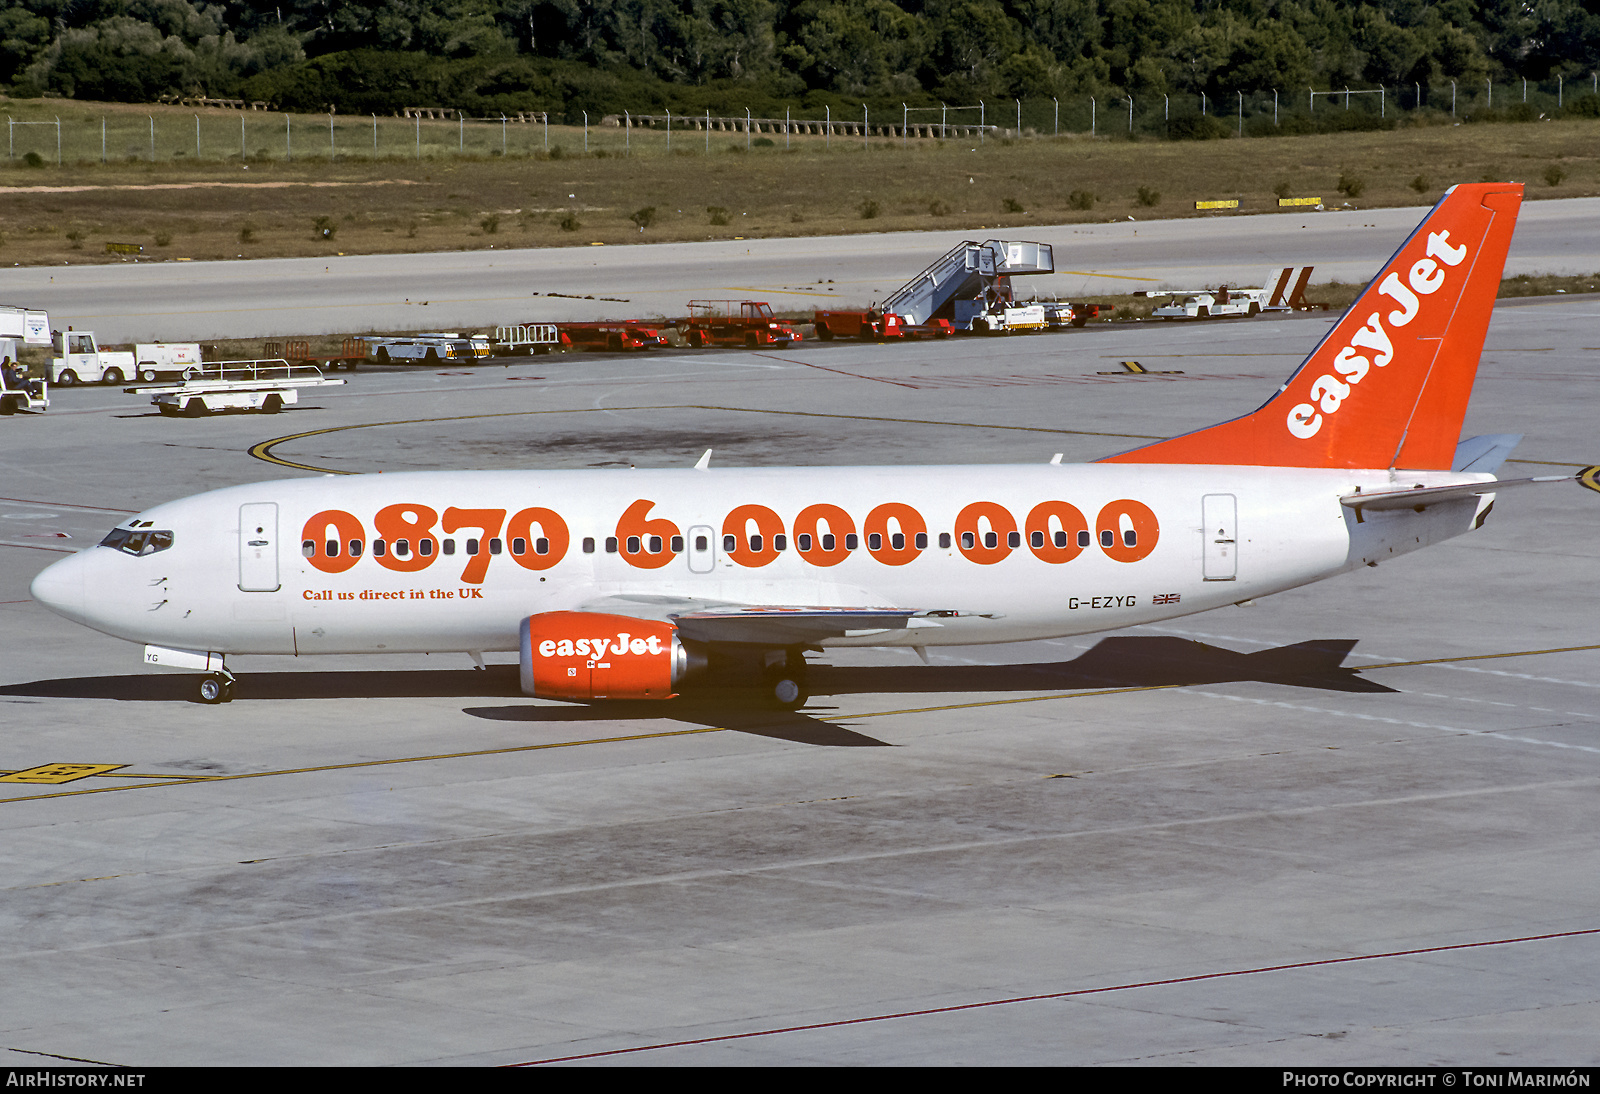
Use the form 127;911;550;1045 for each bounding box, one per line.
1578;466;1600;495
0;763;125;785
248;405;1163;475
3;642;1597;806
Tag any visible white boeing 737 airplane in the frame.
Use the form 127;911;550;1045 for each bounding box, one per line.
30;182;1581;706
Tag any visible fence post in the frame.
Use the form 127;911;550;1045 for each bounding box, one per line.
285;114;290;162
1130;94;1135;132
330;112;335;158
1054;96;1059;135
415;113;420;160
104;117;108;164
196;114;200;159
862;104;867;150
1237;91;1242;135
704;110;709;155
1452;79;1456;117
152;116;156;162
372;114;376;155
242;114;246;160
1090;96;1095;136
627;110;632;155
502;113;507;155
459;111;463;153
826;105;830;150
56;116;60;165
667;109;671;151
583;110;588;152
1274;89;1278;125
902;103;907;147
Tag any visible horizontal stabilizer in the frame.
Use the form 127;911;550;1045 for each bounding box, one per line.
1340;474;1572;513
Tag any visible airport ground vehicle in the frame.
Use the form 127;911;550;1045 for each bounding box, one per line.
362;333;489;364
812;310;953;340
558;322;669;351
1143;287;1277;319
49;331;202;385
680;301;801;347
0;356;48;414
492;325;562;355
264;339;368;371
32;184;1584;709
131;360;346;417
0;305;52;413
1041;301;1099;327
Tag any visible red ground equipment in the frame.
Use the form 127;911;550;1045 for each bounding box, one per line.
680;301;801;348
558;322;669;351
812;310;954;341
264;338;367;371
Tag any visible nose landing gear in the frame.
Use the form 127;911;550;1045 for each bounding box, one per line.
197;669;236;704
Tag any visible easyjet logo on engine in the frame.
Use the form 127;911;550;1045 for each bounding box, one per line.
301;497;1160;580
537;632;664;659
1286;229;1469;440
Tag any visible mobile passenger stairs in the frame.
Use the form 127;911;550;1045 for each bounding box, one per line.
877;239;1059;333
127;359;346;417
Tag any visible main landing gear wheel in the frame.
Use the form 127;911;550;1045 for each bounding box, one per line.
767;675;808;710
761;653;809;710
197;672;235;704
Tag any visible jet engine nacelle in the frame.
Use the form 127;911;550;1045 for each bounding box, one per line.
520;611;699;700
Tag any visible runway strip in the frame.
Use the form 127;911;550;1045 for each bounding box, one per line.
5;641;1597;806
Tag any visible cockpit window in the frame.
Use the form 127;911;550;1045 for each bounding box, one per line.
98;527;174;556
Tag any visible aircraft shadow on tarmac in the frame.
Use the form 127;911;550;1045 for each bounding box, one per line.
0;636;1391;747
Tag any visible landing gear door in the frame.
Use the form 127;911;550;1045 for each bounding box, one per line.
687;525;716;574
1202;494;1237;581
238;502;280;592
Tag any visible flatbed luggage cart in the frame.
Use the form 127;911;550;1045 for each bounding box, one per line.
128;359;346;417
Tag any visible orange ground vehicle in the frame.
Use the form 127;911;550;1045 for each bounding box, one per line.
812;310;954;340
558;322;669;351
680;301;801;348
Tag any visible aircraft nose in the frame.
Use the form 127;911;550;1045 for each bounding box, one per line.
30;553;87;623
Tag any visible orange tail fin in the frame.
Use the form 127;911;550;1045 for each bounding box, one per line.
1101;182;1523;470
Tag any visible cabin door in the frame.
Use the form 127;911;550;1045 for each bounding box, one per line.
238;503;280;592
1202;494;1238;581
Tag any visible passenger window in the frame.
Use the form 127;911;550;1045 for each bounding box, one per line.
419;539;433;557
868;533;882;551
302;540;315;558
961;532;974;549
605;537;618;553
694;535;707;552
1077;531;1090;548
349;539;362;558
797;534;813;552
1032;531;1045;549
649;535;662;553
511;538;526;555
939;533;951;549
889;533;903;550
1100;530;1114;548
326;539;340;558
395;539;410;556
1053;531;1066;548
914;533;927;550
845;534;858;550
1123;530;1138;547
627;535;641;554
723;534;736;552
774;535;787;552
671;535;684;553
442;539;455;556
1007;531;1021;549
373;540;387;556
748;534;762;552
821;534;835;551
584;538;596;553
536;537;548;555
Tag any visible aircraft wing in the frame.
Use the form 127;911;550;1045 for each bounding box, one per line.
578;593;975;645
1339;474;1576;513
